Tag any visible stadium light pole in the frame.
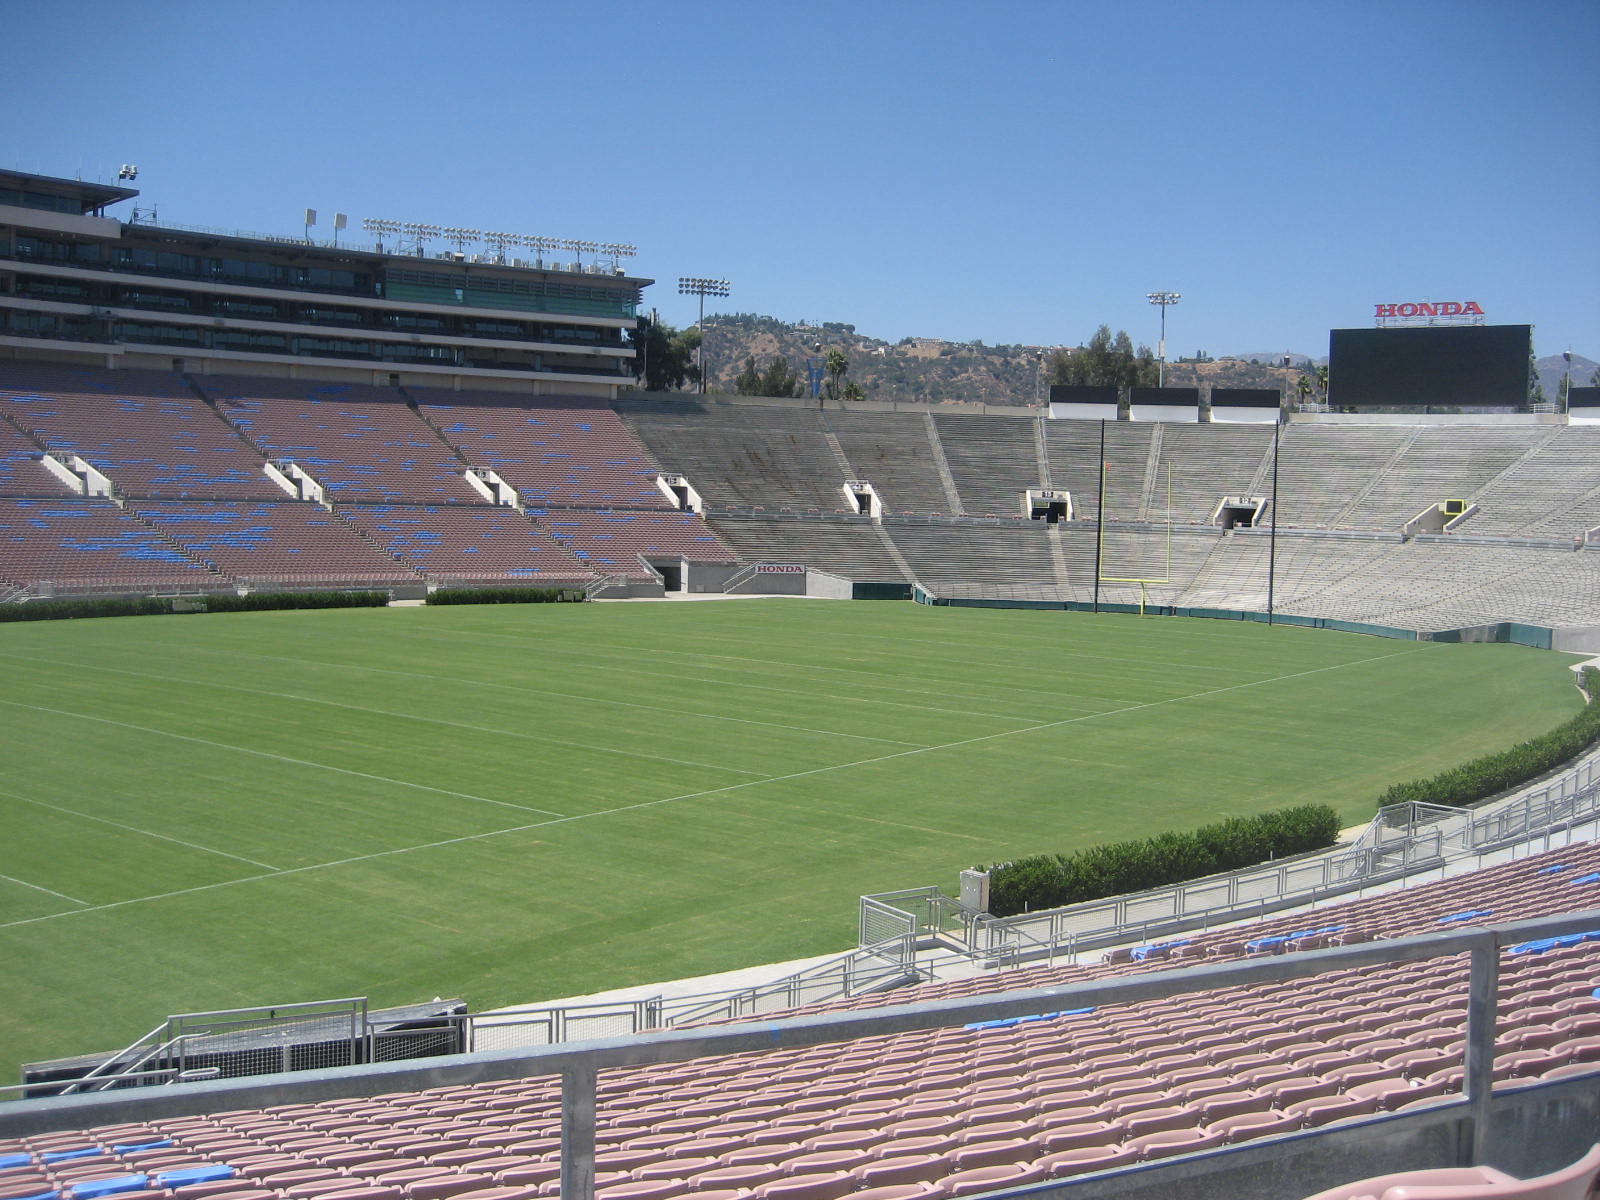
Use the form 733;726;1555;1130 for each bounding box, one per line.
1147;291;1181;388
678;277;730;394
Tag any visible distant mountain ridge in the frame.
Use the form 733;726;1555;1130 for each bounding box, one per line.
701;314;1594;407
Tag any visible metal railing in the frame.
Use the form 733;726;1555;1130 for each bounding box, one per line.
957;748;1600;963
8;910;1600;1200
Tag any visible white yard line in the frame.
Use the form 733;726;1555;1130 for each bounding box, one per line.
0;788;282;871
0;871;87;907
0;698;568;818
0;658;775;779
161;647;934;750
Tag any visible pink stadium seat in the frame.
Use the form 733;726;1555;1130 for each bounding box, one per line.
592;1184;681;1200
1125;1127;1227;1160
405;1176;498;1200
1297;1142;1600;1200
847;1185;943;1200
941;1162;1050;1197
1037;1145;1139;1176
850;1156;947;1188
685;1164;788;1191
754;1171;857;1200
1204;1109;1302;1143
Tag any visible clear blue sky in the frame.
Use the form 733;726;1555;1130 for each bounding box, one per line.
6;0;1597;361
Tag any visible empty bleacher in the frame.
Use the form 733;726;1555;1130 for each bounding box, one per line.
202;378;480;505
1465;425;1600;540
0;499;221;593
1268;426;1415;529
1337;425;1551;532
1150;422;1273;525
337;506;593;586
9;840;1600;1195
413;391;670;510
620;401;851;512
708;515;910;582
824;410;956;515
0;365;279;500
128;502;420;590
933;412;1040;518
530;510;735;578
0;419;75;497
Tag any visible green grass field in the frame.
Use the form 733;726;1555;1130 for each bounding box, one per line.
0;598;1585;1082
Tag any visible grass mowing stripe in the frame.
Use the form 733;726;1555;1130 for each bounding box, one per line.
0;871;86;907
0;787;283;871
0;697;570;818
0;641;1412;933
0;659;774;781
0;605;1574;1081
411;626;1099;721
147;645;933;750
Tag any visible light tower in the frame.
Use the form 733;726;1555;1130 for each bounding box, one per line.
1146;291;1181;388
678;277;731;394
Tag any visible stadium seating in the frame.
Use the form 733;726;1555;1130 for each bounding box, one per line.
823;410;956;515
336;506;594;586
127;502;420;589
8;840;1600;1198
0;498;219;592
1299;1141;1600;1200
527;510;735;576
201;378;481;505
0;365;279;500
708;516;909;583
616;401;848;511
0;418;78;497
412;391;669;510
3;362;1600;627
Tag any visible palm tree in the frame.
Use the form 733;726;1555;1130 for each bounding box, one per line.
825;347;849;402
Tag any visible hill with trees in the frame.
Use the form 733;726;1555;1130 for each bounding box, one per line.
689;313;1309;405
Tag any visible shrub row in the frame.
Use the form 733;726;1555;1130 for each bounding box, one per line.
1376;665;1600;812
0;590;390;622
426;586;582;606
981;804;1342;918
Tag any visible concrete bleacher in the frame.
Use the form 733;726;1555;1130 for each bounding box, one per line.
1465;425;1600;540
413;391;669;511
618;401;848;512
887;520;1065;594
707;516;910;583
0;366;279;501
202;379;481;506
824;411;957;516
1336;425;1551;532
1149;423;1273;525
930;413;1040;519
1268;426;1416;530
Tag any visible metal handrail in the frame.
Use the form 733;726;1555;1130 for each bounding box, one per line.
8;910;1600;1200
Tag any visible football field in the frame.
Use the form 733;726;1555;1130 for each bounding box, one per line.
0;598;1583;1083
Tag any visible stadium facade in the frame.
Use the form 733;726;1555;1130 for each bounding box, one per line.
0;170;646;396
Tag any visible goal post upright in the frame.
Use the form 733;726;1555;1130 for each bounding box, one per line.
1097;450;1175;615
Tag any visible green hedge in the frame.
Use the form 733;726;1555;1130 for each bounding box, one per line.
981;803;1341;917
0;590;390;622
1377;666;1600;812
426;585;582;606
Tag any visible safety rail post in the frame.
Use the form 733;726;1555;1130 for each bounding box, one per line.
1466;937;1500;1163
561;1066;597;1200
